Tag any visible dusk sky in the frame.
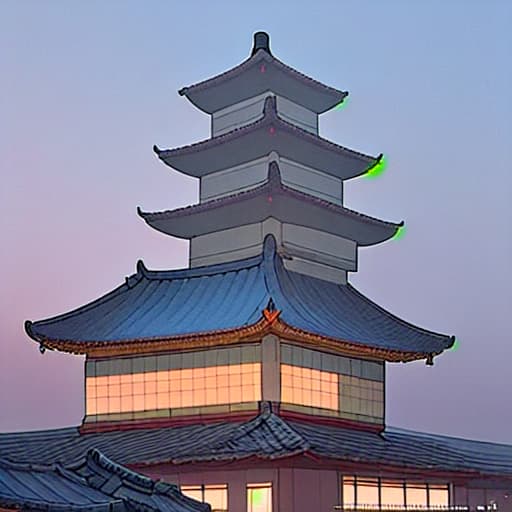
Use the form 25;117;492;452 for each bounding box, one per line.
1;1;511;443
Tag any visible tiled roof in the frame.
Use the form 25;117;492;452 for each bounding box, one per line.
1;407;511;478
0;448;209;512
139;161;401;245
25;235;452;357
155;96;378;179
178;32;347;114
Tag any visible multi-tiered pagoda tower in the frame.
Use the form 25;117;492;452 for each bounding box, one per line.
4;32;512;512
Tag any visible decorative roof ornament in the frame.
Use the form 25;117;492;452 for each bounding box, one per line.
251;31;272;56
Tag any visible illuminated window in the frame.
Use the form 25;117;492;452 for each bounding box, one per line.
406;483;428;508
181;484;228;512
357;477;379;508
281;364;338;411
247;483;272;512
342;476;449;509
279;345;384;421
380;480;405;508
86;362;261;415
429;484;450;508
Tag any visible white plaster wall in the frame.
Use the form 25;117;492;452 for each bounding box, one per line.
261;335;280;402
200;153;342;204
190;223;265;267
282;224;357;271
277;96;318;134
279;157;342;204
211;92;318;136
190;219;282;268
199;157;268;201
212;92;268;136
190;219;355;284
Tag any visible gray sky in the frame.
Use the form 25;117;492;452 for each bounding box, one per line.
1;0;511;443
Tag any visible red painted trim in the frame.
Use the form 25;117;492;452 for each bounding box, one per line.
79;409;257;434
279;408;384;433
79;406;382;435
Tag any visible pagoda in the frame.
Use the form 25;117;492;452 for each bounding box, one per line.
3;32;512;512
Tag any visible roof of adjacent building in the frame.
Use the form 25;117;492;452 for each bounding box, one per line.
139;162;401;245
1;405;511;479
0;448;209;512
25;236;452;360
178;32;347;114
154;96;379;180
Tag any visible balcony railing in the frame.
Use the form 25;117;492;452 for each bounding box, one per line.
334;505;498;512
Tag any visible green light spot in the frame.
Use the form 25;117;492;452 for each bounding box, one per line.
334;96;349;110
364;156;387;179
392;224;406;241
251;489;264;506
451;338;459;351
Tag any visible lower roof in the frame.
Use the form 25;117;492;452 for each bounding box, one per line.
0;448;209;512
1;405;511;480
25;235;453;361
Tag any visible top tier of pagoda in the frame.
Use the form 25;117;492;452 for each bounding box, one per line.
146;32;394;284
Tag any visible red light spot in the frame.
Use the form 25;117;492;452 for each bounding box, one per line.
260;64;266;73
268;196;273;203
269;126;275;135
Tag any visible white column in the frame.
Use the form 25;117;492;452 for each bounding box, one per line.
261;334;280;402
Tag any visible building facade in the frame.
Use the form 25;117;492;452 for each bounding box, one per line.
2;32;511;512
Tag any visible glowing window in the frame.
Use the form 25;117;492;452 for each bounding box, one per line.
429;484;450;507
280;364;338;411
86;363;261;415
357;478;379;507
181;484;228;512
247;483;272;512
381;480;405;508
406;483;427;507
342;476;449;509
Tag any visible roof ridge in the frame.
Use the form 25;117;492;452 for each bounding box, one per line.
178;41;346;103
155;94;377;170
140;160;400;232
137;251;264;280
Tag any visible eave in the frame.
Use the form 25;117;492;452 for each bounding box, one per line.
179;39;347;114
25;236;454;360
155;96;379;180
26;306;448;364
138;161;402;246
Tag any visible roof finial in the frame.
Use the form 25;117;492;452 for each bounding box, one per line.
252;31;271;56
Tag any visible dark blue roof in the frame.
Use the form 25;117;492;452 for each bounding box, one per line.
26;236;452;357
1;407;511;479
0;448;209;512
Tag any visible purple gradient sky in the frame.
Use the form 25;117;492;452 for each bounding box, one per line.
1;1;511;442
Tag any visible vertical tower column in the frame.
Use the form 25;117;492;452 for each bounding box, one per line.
261;334;280;402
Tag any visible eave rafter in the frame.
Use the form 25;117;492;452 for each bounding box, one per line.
26;308;445;364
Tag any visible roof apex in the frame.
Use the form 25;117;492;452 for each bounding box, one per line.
252;31;271;56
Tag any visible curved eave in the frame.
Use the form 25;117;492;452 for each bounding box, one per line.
25;236;453;362
139;163;401;246
155;96;378;180
179;50;347;114
26;315;442;364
